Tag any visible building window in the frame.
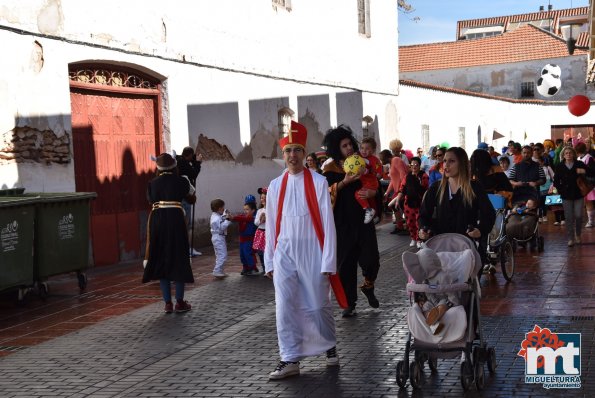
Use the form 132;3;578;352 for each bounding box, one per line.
421;124;429;151
272;0;291;12
458;127;466;149
521;82;535;98
357;0;371;37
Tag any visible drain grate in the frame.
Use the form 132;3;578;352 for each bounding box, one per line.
571;316;594;321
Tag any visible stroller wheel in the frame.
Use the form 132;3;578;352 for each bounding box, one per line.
500;240;515;282
460;362;473;391
396;360;407;388
537;236;544;252
487;347;497;373
409;361;422;389
475;360;485;390
428;356;438;372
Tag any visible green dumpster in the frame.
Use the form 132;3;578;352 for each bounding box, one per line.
31;192;96;292
0;195;38;298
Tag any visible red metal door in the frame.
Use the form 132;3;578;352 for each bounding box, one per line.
70;88;160;266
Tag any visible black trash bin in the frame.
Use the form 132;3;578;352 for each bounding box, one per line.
0;195;37;300
31;192;96;294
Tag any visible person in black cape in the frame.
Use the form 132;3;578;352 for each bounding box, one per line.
143;153;194;313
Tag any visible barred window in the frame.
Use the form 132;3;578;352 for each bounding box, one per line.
421;124;430;151
358;0;371;37
521;81;535;98
272;0;291;12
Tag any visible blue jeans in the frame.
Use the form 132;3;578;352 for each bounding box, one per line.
160;280;185;303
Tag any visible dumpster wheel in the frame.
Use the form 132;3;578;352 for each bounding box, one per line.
17;287;31;302
38;282;49;300
77;272;88;290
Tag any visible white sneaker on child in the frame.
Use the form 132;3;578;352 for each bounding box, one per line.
586;221;594;228
213;272;228;279
364;208;376;224
409;240;416;247
561;220;566;225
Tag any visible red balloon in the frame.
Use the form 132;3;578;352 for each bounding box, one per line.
568;95;591;117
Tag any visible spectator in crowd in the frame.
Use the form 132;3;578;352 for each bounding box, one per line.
508;145;545;205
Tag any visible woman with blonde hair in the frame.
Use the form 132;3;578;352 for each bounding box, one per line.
418;147;496;271
553;146;593;246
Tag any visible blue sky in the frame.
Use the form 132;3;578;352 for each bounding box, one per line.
398;0;590;45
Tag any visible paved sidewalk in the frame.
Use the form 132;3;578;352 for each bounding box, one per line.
0;221;593;397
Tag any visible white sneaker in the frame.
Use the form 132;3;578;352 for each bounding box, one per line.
586;221;594;228
553;221;560;226
190;248;202;256
542;216;548;222
410;239;416;247
364;208;376;224
568;240;574;247
269;361;300;380
213;272;228;278
416;241;422;248
538;217;543;223
561;220;566;225
326;346;340;367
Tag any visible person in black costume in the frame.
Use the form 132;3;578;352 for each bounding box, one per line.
143;153;194;313
176;146;203;257
470;148;513;272
322;125;380;317
418;147;496;276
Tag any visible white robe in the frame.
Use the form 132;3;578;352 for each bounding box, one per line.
265;170;337;362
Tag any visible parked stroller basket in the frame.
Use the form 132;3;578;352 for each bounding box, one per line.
506;205;544;253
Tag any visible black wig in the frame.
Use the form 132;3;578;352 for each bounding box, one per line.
322;125;359;163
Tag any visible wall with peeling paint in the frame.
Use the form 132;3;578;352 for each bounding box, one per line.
401;56;595;100
0;0;400;254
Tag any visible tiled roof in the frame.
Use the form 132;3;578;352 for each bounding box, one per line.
456;6;589;39
399;24;587;73
576;31;590;48
399;79;565;104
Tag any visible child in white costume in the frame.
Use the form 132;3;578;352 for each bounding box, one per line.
210;198;231;278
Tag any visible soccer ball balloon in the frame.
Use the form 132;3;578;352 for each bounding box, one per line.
536;73;561;97
343;154;365;175
541;63;561;79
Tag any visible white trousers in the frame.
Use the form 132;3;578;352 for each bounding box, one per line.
211;235;227;274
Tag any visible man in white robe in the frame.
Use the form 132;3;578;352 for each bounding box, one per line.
265;121;338;380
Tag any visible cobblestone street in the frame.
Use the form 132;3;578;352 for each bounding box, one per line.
0;222;593;397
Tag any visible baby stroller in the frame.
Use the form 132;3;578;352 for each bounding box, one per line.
396;233;496;391
485;194;515;281
505;202;544;252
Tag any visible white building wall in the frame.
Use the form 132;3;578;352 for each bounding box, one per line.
0;0;400;221
397;83;595;153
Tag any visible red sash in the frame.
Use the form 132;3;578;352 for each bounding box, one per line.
274;168;347;309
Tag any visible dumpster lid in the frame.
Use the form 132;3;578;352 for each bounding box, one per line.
27;192;97;203
0;195;41;208
0;187;26;196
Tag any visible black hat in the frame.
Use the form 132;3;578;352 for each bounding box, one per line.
155;153;177;171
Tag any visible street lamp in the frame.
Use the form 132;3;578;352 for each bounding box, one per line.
361;115;373;138
277;107;295;138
